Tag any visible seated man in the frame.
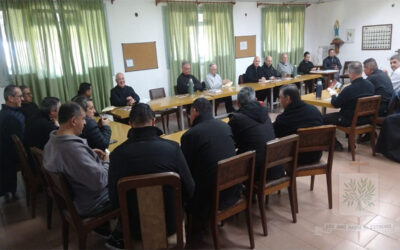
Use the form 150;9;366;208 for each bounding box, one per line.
363;58;393;116
245;56;266;101
110;72;140;106
177;61;204;94
261;56;281;104
323;61;374;150
72;82;92;100
323;49;342;80
73;96;111;151
376;113;400;163
25;97;60;150
228;87;284;179
108;103;195;246
390;54;400;91
277;53;293;77
298;52;317;93
205;63;234;114
43;102;110;218
0;85;24;199
181;98;240;220
273;84;324;164
20;85;40;127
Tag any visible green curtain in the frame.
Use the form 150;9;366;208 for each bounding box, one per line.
261;5;305;67
0;0;112;111
202;3;235;83
166;2;199;95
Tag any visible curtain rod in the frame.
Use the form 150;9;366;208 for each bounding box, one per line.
156;0;235;6
257;2;311;8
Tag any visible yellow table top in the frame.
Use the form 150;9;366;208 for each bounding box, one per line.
301;90;334;108
93;117;130;152
109;74;322;120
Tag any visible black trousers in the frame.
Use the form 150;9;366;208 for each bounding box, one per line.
323;112;350;126
215;96;235;114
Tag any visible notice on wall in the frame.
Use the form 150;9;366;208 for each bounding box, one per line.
240;41;248;51
126;59;134;68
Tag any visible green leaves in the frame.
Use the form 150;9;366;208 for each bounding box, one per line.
342;178;376;211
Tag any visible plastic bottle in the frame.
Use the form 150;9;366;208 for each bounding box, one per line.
188;78;194;96
293;65;297;77
316;79;323;99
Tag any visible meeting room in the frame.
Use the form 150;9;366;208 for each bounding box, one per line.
1;0;400;249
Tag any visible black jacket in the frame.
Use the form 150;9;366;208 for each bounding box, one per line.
273;101;323;164
367;69;394;115
0;104;25;196
228;101;284;180
331;77;375;125
181;113;240;218
24;113;58;150
244;64;263;83
176;73;204;94
323;56;342;70
376;113;400;162
109;126;194;237
21;102;40;127
298;60;315;74
261;63;281;79
80;117;111;151
110;85;140;106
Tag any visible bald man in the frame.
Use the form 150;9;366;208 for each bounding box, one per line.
244;56;264;83
110;73;140;106
277;53;293;77
260;56;281;103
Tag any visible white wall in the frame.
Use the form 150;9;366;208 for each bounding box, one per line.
104;0;263;98
304;0;400;73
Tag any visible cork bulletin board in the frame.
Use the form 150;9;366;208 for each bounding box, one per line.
235;35;256;58
122;42;158;72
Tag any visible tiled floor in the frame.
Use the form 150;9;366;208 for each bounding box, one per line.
1;106;400;249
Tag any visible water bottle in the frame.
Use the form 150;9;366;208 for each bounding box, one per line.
293;65;297;77
188;78;194;96
316;79;322;99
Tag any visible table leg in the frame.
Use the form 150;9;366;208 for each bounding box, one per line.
212;99;216;118
270;88;274;111
179;106;185;130
322;107;327;115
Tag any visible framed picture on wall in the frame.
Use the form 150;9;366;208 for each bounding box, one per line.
345;29;355;43
362;24;392;50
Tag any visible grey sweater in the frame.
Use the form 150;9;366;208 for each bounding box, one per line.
43;131;109;216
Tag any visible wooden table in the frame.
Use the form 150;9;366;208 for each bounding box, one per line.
309;70;339;88
109;74;322;129
301;90;335;114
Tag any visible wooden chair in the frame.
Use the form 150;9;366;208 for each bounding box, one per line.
337;95;381;161
377;97;399;125
149;88;181;133
238;74;244;84
117;172;184;249
11;134;41;218
210;151;256;249
44;171;120;250
255;134;299;236
296;125;336;211
30;147;54;229
340;61;353;83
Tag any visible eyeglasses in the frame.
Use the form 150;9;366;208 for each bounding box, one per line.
13;95;23;98
23;92;32;96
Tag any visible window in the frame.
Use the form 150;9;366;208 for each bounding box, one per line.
0;11;13;75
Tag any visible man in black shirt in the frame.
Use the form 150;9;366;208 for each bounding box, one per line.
20;85;40;127
108;103;194;246
25;97;60;150
273;84;323;164
323;61;375;150
245;56;267;102
363;58;393;116
73;96;112;151
323;49;342;80
72;82;92;100
298;52;317;93
260;56;280;104
181;98;240;220
176;61;204;94
110;73;140;106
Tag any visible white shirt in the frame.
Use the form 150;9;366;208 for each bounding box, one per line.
205;73;222;89
391;67;400;91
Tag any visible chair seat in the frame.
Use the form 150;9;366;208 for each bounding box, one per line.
298;160;327;172
337;124;373;134
265;176;291;189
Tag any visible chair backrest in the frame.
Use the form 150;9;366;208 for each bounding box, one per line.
261;134;299;182
297;125;336;172
350;95;381;128
30;147;48;188
11;134;34;180
44;170;83;228
342;61;353;75
149;88;166;100
238;74;244;84
212;151;256;213
388;93;399;115
117;172;183;249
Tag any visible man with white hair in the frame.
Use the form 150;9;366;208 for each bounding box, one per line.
110;72;140;106
244;56;264;83
205;63;234;114
277;53;293;77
